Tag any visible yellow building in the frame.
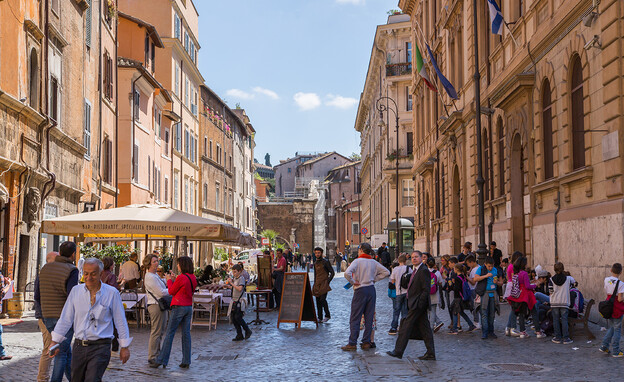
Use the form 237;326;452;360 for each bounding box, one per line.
397;0;624;300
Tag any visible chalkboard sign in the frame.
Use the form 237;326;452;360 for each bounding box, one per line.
256;254;273;290
277;272;318;328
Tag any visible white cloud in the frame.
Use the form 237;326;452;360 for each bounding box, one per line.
253;87;279;100
326;94;358;109
226;89;254;100
336;0;364;4
294;92;321;111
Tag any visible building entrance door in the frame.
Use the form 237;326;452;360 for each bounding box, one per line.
510;134;526;254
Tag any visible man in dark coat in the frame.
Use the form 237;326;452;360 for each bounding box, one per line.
378;243;391;270
387;251;436;360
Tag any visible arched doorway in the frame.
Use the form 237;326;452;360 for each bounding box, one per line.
510;133;525;254
452;165;461;255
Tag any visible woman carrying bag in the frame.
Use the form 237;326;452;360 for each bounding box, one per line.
226;264;252;341
143;254;171;365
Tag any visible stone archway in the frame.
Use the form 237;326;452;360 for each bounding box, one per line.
510;133;525;254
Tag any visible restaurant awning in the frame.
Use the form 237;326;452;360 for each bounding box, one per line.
41;204;240;242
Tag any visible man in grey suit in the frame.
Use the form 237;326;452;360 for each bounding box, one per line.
387;251;436;360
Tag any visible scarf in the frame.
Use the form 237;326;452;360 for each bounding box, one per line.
358;254;373;259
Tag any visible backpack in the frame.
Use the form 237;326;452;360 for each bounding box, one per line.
459;276;472;302
474;266;488;297
400;265;412;290
509;273;521;299
569;288;585;314
599;280;620;319
430;271;438;295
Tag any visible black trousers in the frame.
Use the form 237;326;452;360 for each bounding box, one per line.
393;308;435;356
232;305;250;336
315;293;330;320
71;342;111;382
273;288;282;309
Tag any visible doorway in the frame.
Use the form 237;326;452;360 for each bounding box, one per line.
18;235;30;291
452;166;461;255
510;134;526;254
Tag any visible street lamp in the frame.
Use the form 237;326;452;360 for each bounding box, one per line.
473;0;487;263
376;96;401;256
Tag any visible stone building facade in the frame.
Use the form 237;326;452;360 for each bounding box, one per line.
325;161;362;257
274;153;319;197
396;0;624;301
256;199;316;254
355;14;416;248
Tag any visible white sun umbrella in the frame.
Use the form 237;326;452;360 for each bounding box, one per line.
41;204;240;242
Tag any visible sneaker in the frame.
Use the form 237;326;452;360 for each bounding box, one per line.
467;326;477;333
519;331;529;339
448;330;459;335
245;330;252;339
535;331;546;339
613;351;624;358
232;335;244;341
510;329;521;337
388;329;398;335
323;317;331;323
474;323;481;329
434;322;444;333
488;332;498;339
505;327;511;336
599;346;610;354
563;338;573;344
370;342;376;349
552;337;563;344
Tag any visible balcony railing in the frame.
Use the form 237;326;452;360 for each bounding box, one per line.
386;62;412;77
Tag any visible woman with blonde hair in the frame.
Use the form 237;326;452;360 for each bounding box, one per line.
143;254;171;365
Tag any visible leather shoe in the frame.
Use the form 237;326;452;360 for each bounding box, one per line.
179;363;189;369
418;353;436;361
341;344;357;351
360;342;372;350
386;350;403;359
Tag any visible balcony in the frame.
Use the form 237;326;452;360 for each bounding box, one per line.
386;62;411;77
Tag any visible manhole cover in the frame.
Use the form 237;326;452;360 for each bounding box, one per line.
484;363;545;372
197;355;238;361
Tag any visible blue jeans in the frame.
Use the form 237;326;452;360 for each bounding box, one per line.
552;307;569;340
452;310;474;331
507;308;517;329
481;295;496;337
601;316;624;354
535;292;550;316
0;316;5;357
391;293;408;330
157;305;192;366
336;261;341;273
349;285;376;345
43;317;73;382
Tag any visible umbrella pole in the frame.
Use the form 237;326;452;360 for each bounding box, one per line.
144;234;149;260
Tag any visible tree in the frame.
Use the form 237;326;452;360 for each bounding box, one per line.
260;229;278;247
349;152;361;161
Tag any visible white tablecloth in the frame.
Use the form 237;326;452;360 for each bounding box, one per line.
122;293;146;309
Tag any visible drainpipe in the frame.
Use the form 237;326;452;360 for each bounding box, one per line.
554;189;561;263
97;0;103;209
114;12;119;207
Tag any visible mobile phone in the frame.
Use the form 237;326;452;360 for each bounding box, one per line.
49;343;60;354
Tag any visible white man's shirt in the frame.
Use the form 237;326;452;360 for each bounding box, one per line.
345;257;390;289
52;283;132;348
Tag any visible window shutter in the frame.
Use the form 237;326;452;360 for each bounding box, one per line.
107;139;113;183
108;56;114;99
86;0;92;48
133;144;139;182
84;101;91;157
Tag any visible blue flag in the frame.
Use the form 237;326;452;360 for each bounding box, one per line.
487;0;504;35
425;44;458;100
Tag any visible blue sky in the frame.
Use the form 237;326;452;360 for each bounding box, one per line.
195;0;398;166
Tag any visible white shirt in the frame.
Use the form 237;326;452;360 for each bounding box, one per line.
52;283;132;348
604;276;624;296
390;265;411;295
468;267;478;289
345;257;390;289
119;260;140;281
144;272;169;306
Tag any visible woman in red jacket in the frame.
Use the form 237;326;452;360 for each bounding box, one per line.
151;256;197;369
506;256;546;339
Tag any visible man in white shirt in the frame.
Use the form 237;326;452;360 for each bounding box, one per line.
50;258;132;381
466;254;480;328
389;254;411;334
341;243;390;351
119;252;141;289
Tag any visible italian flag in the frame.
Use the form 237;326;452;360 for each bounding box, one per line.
415;42;437;92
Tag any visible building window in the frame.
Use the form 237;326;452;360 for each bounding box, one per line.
216;144;221;164
154;106;161;136
352;222;360;235
174;13;181;40
406;42;412;64
287;168;291;173
50;76;59;122
402;179;414;206
483;130;490;201
203;183;207;208
83;100;91;158
175;61;180;97
164;127;170;155
103;137;112;184
184;128;189;159
144;32;150;66
164;176;169;203
542;79;554;180
184;178;189;212
51;0;59;15
215;182;220;212
570;56;585;170
406;86;413;111
190;180;194;213
133;143;139;182
173;173;179;208
185;78;189;106
406;132;413;155
147;156;151;191
441;164;446;216
29;49;39;109
203;136;207;155
151;42;155;72
175;123;182;152
103;52;113;101
209;140;213;158
86;0;92;48
497;118;505;196
133;90;140;120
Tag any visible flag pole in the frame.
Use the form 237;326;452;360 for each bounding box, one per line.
412;20;458;114
504;22;521;48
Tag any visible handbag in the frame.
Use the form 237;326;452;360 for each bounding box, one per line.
147;275;173;311
599;280;620;319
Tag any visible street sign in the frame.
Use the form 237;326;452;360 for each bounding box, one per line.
261;238;270;246
294;243;300;249
361;227;368;235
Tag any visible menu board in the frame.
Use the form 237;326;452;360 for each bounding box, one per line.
256;254;273;290
277;272;318;328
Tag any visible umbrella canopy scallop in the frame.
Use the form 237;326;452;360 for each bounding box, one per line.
41;204;240;242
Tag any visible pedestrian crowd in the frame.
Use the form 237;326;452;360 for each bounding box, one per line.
1;238;623;381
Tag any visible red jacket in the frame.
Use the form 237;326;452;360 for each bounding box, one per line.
168;273;197;306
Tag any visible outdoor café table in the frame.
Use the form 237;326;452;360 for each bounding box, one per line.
121;293;147;327
247;289;270;325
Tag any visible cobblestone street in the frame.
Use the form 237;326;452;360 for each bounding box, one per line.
1;272;622;381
